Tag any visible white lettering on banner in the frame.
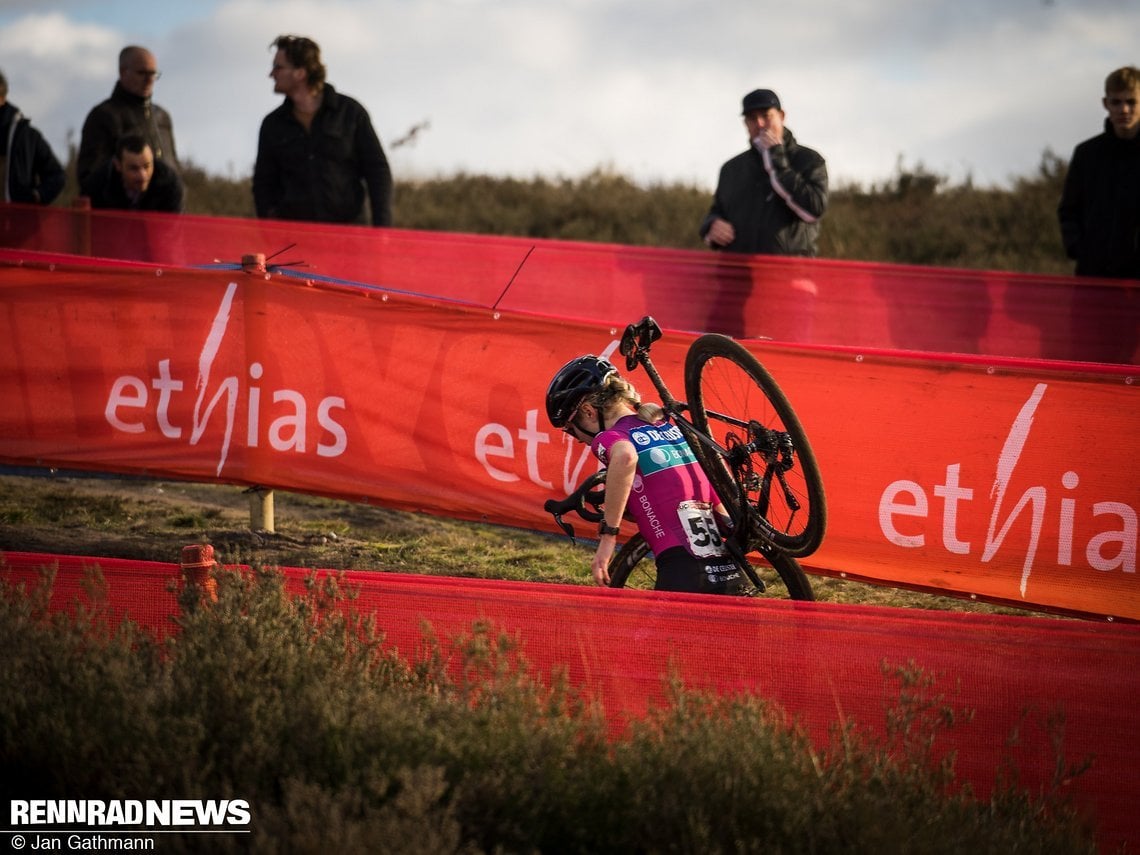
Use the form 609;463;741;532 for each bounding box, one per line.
474;423;517;482
561;434;594;494
475;410;558;488
983;383;1047;594
520;409;553;489
474;340;623;490
475;408;596;493
878;383;1137;597
103;282;348;475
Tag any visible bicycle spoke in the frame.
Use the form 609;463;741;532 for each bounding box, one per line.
685;335;826;557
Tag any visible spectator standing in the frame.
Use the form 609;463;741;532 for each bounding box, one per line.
1057;65;1140;363
697;88;827;339
0;70;65;205
77;46;179;185
253;35;392;226
80;134;184;212
700;88;828;255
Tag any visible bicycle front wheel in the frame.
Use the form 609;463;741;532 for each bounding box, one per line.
607;533;815;600
684;334;826;557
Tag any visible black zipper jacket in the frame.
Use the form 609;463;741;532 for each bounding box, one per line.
1058;119;1140;279
700;128;828;256
253;84;392;227
77;83;179;184
0;102;65;204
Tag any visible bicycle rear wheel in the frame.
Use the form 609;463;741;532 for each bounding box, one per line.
607;533;814;600
684;334;826;557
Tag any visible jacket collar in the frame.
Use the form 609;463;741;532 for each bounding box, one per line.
281;83;340;115
110;81;150;108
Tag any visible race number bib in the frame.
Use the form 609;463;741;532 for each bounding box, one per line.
676;501;727;558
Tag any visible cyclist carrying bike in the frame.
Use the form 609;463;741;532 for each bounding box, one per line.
546;354;746;594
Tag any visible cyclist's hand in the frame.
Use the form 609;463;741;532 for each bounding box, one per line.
591;540;616;586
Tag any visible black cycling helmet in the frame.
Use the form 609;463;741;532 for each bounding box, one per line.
546;355;617;428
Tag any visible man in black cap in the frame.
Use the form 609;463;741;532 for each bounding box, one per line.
700;88;828;256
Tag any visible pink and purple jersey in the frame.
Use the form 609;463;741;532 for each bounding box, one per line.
591;414;728;560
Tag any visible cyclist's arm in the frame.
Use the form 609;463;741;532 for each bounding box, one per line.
714;502;734;535
591;439;637;585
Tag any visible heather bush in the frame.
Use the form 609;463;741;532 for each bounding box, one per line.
0;566;1095;853
30;145;1073;275
179;153;1073;274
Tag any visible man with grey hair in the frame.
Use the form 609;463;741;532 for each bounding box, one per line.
77;46;179;185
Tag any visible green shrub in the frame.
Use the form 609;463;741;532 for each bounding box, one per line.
0;565;1096;853
174;154;1073;274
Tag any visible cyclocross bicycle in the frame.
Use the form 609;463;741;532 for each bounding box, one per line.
544;468;815;599
544;316;826;601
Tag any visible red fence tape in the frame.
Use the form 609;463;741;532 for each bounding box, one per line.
1;259;1136;619
3;551;1138;852
2;203;1138;363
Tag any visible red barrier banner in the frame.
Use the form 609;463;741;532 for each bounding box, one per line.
2;203;1138;364
1;260;1136;620
3;552;1139;852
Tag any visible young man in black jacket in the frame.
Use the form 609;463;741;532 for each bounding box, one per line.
1057;66;1140;364
80;133;183;213
253;35;393;227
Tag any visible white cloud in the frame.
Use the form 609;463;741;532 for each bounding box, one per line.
2;0;1137;191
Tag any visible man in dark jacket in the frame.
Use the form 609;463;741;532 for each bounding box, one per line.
697;89;827;339
700;88;828;256
0;70;65;205
253;35;392;227
81;134;183;212
77;46;179;185
1057;65;1139;364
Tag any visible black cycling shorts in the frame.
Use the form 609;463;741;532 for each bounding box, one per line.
654;546;746;595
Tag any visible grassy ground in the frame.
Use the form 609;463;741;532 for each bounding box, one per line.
0;472;1041;617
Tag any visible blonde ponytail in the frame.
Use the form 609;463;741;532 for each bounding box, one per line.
590;374;665;425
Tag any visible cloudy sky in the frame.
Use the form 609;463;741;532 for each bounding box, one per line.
0;0;1135;191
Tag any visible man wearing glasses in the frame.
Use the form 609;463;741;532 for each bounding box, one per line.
77;46;179;186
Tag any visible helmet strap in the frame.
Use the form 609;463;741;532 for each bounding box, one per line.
571;403;605;440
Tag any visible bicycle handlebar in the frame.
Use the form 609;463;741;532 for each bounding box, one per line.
544;470;607;540
619;315;663;371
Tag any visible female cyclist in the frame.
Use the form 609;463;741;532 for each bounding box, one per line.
545;354;746;594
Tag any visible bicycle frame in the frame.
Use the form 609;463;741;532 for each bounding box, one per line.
618;317;801;548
